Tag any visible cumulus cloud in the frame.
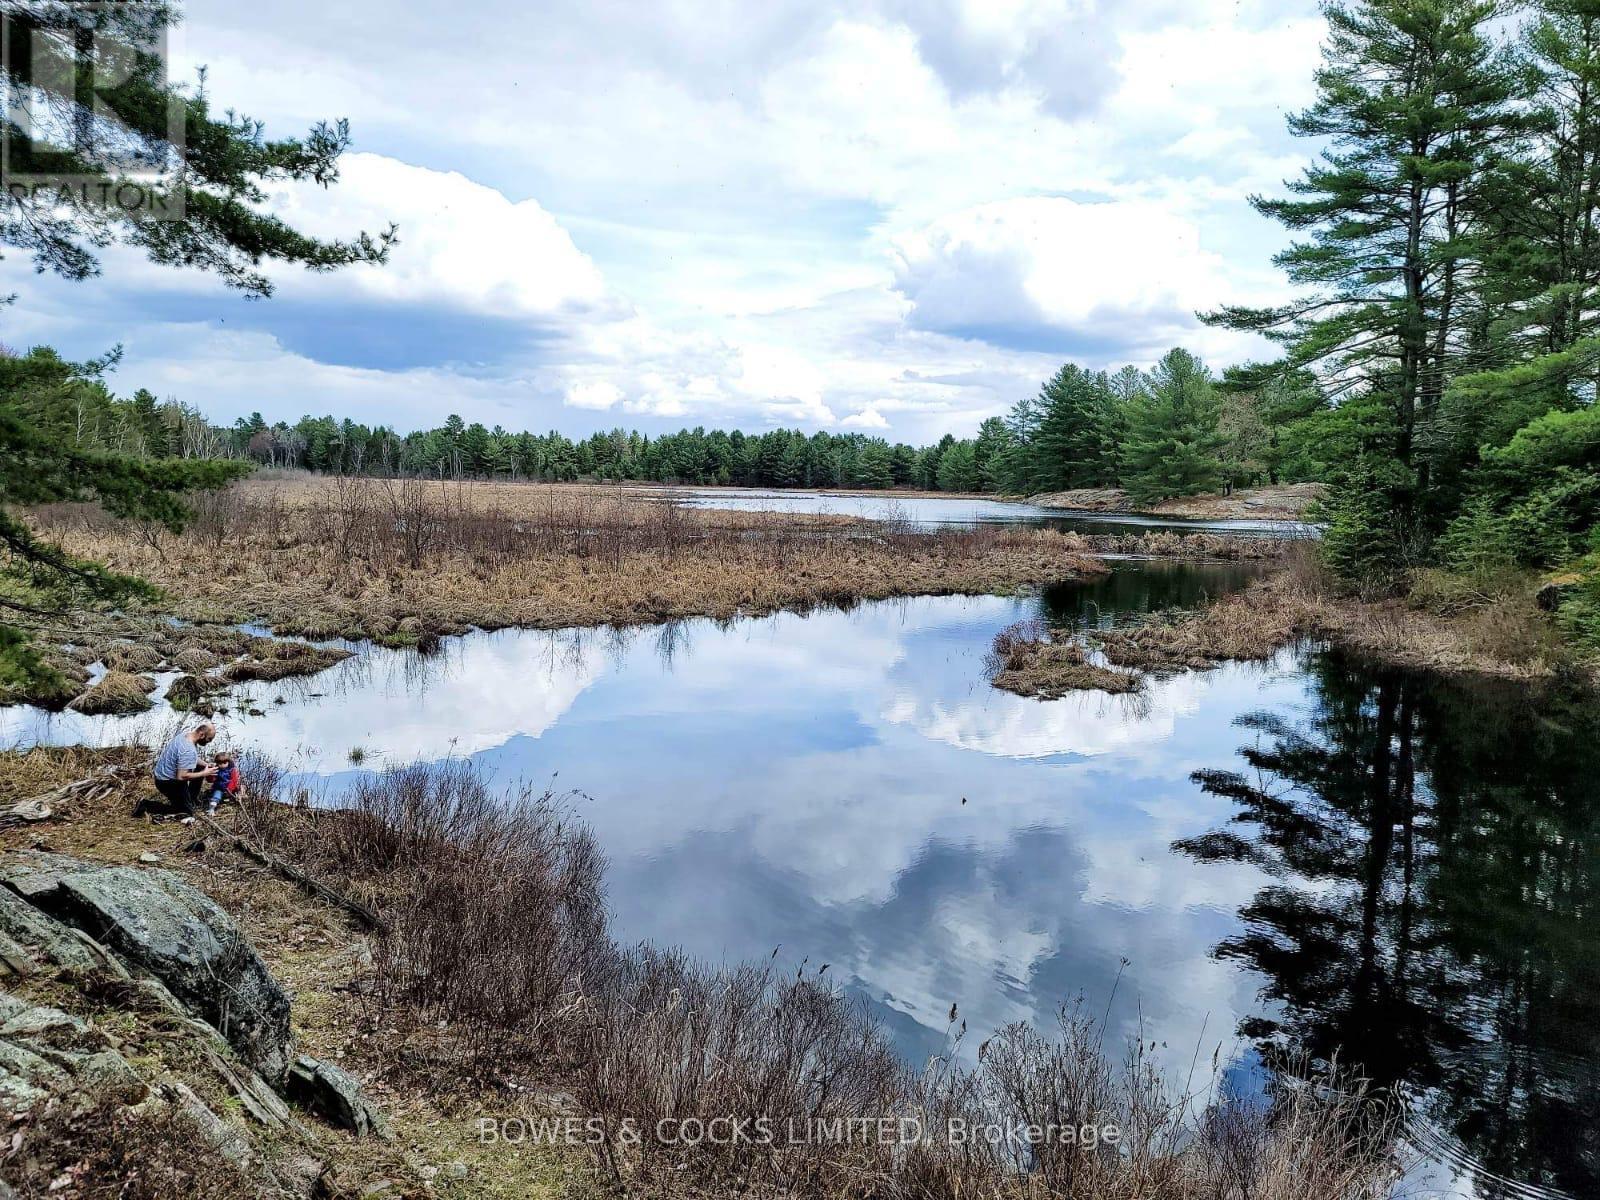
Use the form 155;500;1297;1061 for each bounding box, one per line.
259;153;609;320
841;406;890;429
889;196;1234;360
11;0;1324;439
565;380;623;410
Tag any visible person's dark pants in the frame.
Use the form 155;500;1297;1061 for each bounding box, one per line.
139;776;201;817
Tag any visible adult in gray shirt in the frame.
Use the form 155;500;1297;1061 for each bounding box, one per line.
140;723;218;816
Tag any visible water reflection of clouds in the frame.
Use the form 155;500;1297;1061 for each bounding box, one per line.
1;588;1289;1083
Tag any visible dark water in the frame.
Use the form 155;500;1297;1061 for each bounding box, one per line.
660;486;1315;538
3;560;1594;1198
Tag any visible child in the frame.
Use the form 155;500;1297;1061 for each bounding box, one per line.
205;751;243;814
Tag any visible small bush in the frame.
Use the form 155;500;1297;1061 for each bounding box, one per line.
243;761;608;1073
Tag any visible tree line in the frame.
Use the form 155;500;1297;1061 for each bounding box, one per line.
14;344;1303;504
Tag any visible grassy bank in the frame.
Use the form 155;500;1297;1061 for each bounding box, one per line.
987;547;1594;700
1025;483;1325;522
5;476;1116;708
0;749;1404;1200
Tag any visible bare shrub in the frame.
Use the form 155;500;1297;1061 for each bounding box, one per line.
233;759;1402;1198
242;760;608;1074
571;946;905;1194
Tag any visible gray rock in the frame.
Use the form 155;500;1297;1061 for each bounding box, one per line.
0;993;140;1114
168;1079;252;1164
1;854;292;1083
0;886;97;977
285;1055;390;1139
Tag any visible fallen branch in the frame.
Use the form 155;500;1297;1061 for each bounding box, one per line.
194;812;388;935
2;761;148;828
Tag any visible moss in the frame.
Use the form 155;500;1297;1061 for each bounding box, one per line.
165;674;212;712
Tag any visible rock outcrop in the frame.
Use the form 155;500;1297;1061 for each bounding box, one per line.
286;1055;391;1139
0;853;292;1083
0;992;142;1113
0;851;395;1196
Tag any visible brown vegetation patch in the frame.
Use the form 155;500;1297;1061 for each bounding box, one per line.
1028;482;1326;522
67;671;156;715
98;642;164;673
986;620;1141;698
26;477;1111;643
220;641;351;684
169;646;220;674
989;548;1585;698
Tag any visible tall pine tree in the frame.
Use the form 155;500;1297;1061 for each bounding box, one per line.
1206;0;1517;551
1119;349;1226;504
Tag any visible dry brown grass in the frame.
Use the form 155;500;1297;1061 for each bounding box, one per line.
1027;482;1325;522
987;544;1584;698
985;619;1142;698
66;670;156;715
25;477;1110;648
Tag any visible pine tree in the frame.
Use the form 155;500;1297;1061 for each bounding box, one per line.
0;3;394;292
1;3;392;688
1029;364;1120;491
927;441;972;492
1206;0;1517;528
1119;349;1225;504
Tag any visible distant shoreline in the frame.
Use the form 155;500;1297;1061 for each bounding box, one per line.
580;478;1326;522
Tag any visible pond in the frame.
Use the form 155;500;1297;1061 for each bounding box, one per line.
4;559;1595;1199
657;486;1315;538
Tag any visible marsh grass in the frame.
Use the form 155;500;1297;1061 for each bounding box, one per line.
27;477;1111;644
66;670;156;715
990;539;1583;697
985;620;1141;698
236;759;1402;1199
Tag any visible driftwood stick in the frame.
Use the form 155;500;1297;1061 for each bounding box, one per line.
194;812;388;935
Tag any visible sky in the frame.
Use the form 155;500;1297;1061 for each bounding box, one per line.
6;0;1326;445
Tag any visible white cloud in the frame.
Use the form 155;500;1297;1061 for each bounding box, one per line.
565;380;623;410
841;405;890;429
260;153;609;320
890;196;1234;354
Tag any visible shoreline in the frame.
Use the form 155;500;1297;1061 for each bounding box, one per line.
7;477;1297;712
0;747;1404;1199
987;559;1596;701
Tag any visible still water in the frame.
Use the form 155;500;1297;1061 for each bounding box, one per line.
3;560;1595;1198
659;486;1314;538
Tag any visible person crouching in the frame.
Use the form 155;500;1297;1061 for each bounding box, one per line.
139;723;218;818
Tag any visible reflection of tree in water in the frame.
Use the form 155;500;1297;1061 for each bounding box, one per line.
1179;652;1600;1196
